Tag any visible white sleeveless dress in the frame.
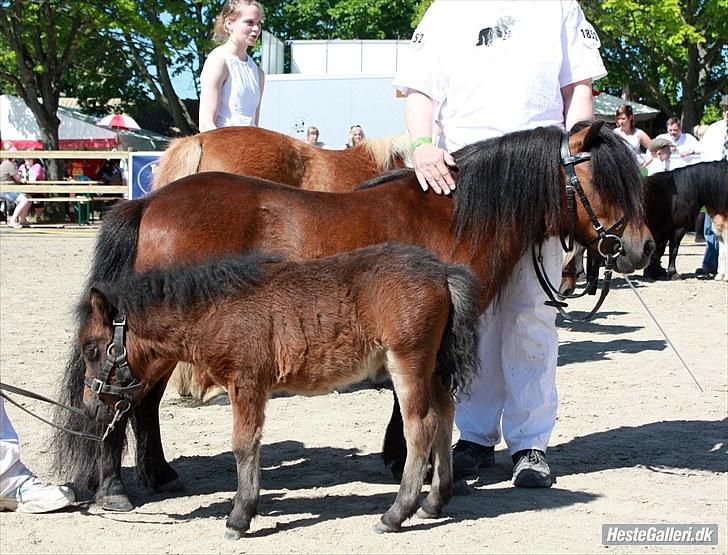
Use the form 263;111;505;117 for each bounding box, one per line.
613;127;645;164
214;53;261;128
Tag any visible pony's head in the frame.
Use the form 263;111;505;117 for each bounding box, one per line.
566;121;654;273
77;287;146;424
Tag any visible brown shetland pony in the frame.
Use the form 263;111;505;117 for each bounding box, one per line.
79;244;480;537
54;121;655;516
152;126;411;191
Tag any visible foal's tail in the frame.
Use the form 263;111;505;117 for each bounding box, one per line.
52;199;145;492
152;135;202;190
436;266;481;397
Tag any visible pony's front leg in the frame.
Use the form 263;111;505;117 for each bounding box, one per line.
97;418;133;511
376;368;437;534
417;383;454;519
131;375;183;492
667;228;686;279
225;383;266;540
715;229;727;281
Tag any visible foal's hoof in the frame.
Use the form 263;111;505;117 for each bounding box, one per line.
374;519;401;534
97;480;133;512
98;493;134;512
224;527;245;541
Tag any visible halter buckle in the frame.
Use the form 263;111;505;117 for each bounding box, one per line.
89;378;105;395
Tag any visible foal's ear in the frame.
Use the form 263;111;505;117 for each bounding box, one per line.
582;120;605;151
89;287;117;321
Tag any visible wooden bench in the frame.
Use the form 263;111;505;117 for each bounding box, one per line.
0;181;127;225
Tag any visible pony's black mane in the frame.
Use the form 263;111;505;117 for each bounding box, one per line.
669;160;728;210
451;121;642;254
86;252;282;317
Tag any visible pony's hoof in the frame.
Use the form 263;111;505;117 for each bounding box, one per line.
155;477;184;493
374;520;400;534
224;527;244;541
416;506;440;519
99;493;134;512
669;272;682;281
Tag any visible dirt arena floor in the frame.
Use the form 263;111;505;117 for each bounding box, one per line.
0;226;726;554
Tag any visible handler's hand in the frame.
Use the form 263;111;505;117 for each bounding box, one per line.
413;144;457;194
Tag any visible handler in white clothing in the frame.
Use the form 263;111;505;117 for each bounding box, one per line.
655;117;701;167
393;0;606;487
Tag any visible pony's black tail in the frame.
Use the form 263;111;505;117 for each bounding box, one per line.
52;199;144;493
435;265;481;398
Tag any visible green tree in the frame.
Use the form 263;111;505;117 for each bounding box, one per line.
584;0;728;130
0;1;106;163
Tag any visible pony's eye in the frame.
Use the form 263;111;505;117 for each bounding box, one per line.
84;344;100;361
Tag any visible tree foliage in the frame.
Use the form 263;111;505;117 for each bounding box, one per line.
584;0;727;130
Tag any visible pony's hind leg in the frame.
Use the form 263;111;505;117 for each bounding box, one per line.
130;374;183;492
417;382;454;519
376;363;438;534
225;383;266;540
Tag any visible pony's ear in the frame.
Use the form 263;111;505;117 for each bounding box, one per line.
582;120;605;151
89;287;117;322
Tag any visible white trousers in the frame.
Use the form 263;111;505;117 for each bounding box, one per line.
0;397;31;495
455;236;561;455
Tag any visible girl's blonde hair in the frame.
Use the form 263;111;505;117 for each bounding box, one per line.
213;0;264;44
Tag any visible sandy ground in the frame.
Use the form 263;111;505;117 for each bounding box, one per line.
0;226;726;554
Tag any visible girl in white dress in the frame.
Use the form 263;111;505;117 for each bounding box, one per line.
198;1;265;132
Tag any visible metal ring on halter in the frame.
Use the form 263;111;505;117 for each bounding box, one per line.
597;234;624;259
106;342;127;360
114;398;131;414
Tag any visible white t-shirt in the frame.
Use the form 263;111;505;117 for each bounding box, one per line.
655;131;701;166
392;0;607;150
700;119;728;162
215;53;261;128
646;156;686;176
613;127;647;165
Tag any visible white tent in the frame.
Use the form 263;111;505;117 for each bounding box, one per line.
1;94;117;149
593;91;660;122
0;95;170;151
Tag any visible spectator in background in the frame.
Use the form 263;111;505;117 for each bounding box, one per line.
198;0;265;132
17;157;44;183
656;117;701;166
645;137;683;176
96;159;124;185
695;93;728;276
0;143;31;228
305;126;325;147
345;125;365;148
613;104;652;168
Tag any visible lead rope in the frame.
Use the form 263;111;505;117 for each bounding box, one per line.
622;275;704;393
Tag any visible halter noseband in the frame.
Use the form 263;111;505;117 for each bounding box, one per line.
83;314;143;440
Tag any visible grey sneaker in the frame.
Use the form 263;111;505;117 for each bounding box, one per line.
512;449;553;488
452;440;495;481
0;475;75;513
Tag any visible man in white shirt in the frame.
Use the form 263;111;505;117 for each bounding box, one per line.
393;0;607;489
656;117;701;166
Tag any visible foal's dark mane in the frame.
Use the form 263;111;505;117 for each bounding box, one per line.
669;160;728;210
87;253;281;317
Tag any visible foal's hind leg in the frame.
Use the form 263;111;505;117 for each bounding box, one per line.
131;374;183;492
376;363;438;533
225;383;267;540
417;382;454;519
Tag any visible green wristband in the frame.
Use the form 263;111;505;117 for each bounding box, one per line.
410;136;433;151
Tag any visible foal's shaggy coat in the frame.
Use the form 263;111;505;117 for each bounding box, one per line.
79;244;480;537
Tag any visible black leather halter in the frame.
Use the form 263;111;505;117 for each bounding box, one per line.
83;314;143;439
532;130;627;322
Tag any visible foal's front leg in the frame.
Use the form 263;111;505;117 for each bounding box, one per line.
225;383;266;540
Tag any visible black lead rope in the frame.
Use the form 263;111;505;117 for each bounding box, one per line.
0;382;104;442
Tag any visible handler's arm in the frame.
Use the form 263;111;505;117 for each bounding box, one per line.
199;54;228;133
254;68;265;127
405;90;456;194
561;78;594;130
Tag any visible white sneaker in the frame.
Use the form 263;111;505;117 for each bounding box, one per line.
0;475;75;513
